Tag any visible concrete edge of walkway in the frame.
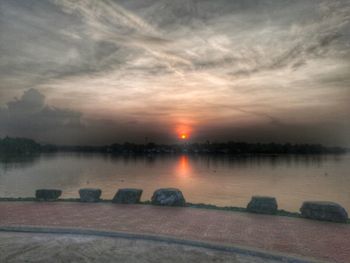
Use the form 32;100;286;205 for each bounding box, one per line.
0;225;326;263
2;199;350;225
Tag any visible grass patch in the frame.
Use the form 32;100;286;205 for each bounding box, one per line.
186;203;301;218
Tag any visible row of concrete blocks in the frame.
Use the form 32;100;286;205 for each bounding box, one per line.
35;188;186;206
35;188;349;223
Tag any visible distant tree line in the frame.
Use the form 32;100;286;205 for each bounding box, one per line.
0;137;41;154
0;137;347;155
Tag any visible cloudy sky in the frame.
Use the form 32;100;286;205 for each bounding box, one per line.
0;0;349;145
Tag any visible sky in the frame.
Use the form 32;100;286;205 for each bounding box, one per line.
0;0;349;146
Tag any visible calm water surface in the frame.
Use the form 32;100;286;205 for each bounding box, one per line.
0;153;349;212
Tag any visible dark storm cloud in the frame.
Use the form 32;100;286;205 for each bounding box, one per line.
0;89;174;144
0;0;349;145
0;89;84;143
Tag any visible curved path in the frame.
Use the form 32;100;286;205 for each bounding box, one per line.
0;202;349;262
0;231;299;263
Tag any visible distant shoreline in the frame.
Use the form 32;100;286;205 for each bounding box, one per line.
1;136;348;155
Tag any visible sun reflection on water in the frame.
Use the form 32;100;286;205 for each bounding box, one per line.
175;155;192;177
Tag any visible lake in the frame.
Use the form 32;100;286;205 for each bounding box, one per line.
0;153;349;212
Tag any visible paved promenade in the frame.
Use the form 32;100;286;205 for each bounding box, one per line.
0;202;349;262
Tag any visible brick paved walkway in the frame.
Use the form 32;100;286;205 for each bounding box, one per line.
0;202;349;262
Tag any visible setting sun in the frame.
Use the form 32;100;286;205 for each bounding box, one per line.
175;124;192;141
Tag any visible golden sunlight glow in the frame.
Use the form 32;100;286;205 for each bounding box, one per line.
175;124;192;141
